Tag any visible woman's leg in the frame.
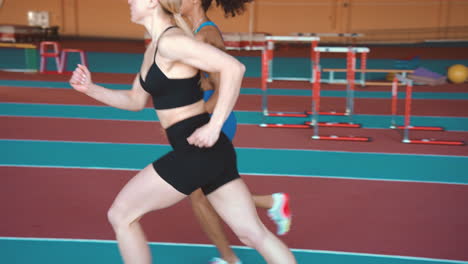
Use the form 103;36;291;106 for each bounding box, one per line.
190;189;240;263
253;193;292;236
207;179;297;264
107;164;186;264
252;194;274;209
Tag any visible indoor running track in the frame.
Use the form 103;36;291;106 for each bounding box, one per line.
2;60;468;263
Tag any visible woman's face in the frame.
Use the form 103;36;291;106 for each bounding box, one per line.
128;0;154;24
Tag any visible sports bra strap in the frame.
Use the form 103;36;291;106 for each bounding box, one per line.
194;21;218;34
154;25;178;61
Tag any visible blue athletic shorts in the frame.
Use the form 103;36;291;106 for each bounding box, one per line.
203;90;237;141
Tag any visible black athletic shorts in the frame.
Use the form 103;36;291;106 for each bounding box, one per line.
153;113;240;195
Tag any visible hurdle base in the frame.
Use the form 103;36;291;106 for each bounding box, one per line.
393;125;444;131
260;123;310;129
266;111;347;117
312;135;371;142
59;71;74;75
306;111;348;116
266;112;308;118
260;122;361;128
40;70;61;75
304;121;361;128
402;139;465;146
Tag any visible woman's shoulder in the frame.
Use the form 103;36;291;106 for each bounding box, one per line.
158;28;190;49
197;26;225;50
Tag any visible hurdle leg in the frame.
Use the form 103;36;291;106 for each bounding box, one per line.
396;75;464;146
80;52;88;67
260;42;270;126
402;82;412;143
40;56;46;72
391;76;443;132
311;66;321;139
360;52;367;87
390;77;398;129
261;44;270;117
345;49;356;122
59;50;66;73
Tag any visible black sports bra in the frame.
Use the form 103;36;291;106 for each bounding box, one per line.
139;26;203;110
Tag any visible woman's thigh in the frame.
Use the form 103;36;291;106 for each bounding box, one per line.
206;179;265;233
110;164;187;222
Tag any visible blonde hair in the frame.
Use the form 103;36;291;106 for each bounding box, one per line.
159;0;194;37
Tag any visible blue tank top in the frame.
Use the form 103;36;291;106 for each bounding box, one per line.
194;21;219;35
139;26;203;110
195;21;222;79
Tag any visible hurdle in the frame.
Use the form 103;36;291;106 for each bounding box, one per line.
390;76;443;132
392;74;464;146
309;56;370;142
323;68;414;86
261;45;368;129
264;36;320;82
316;45;414;87
261;36;349;127
292;32;363;45
38;41;88;74
260;36;326;122
223;32;267;51
40;41;60;74
313;46;370;120
0;42;38;72
294;33;363;38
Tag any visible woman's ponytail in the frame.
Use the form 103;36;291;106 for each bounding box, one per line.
160;0;194;36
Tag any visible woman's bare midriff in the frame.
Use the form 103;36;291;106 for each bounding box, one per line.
156;99;206;129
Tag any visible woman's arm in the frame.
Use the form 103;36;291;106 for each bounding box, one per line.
158;31;244;147
70;64;150;112
159;32;245;146
195;27;224;114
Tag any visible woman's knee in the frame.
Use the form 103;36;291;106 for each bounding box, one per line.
107;202;136;231
235;224;269;248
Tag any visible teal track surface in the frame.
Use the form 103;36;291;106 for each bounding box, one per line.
2;48;468;77
2;139;468;184
2;45;468;264
2;79;468;99
2;103;468;131
1;238;467;264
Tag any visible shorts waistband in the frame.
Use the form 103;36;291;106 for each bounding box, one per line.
165;113;210;151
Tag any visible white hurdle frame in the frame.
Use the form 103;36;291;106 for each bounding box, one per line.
313;46;370;122
392;74;464;146
261;36;320;121
264;36;320;83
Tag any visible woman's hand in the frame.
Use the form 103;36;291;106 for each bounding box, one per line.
187;122;221;148
70;64;93;93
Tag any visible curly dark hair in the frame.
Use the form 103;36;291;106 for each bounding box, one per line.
201;0;254;17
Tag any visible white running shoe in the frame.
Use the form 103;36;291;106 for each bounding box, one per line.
267;193;292;236
209;257;242;264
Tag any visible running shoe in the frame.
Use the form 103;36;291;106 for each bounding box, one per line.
267;192;292;235
209;257;242;264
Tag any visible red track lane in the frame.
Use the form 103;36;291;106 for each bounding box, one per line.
2;86;468;117
2;72;468;93
2;117;468;156
1;166;468;261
